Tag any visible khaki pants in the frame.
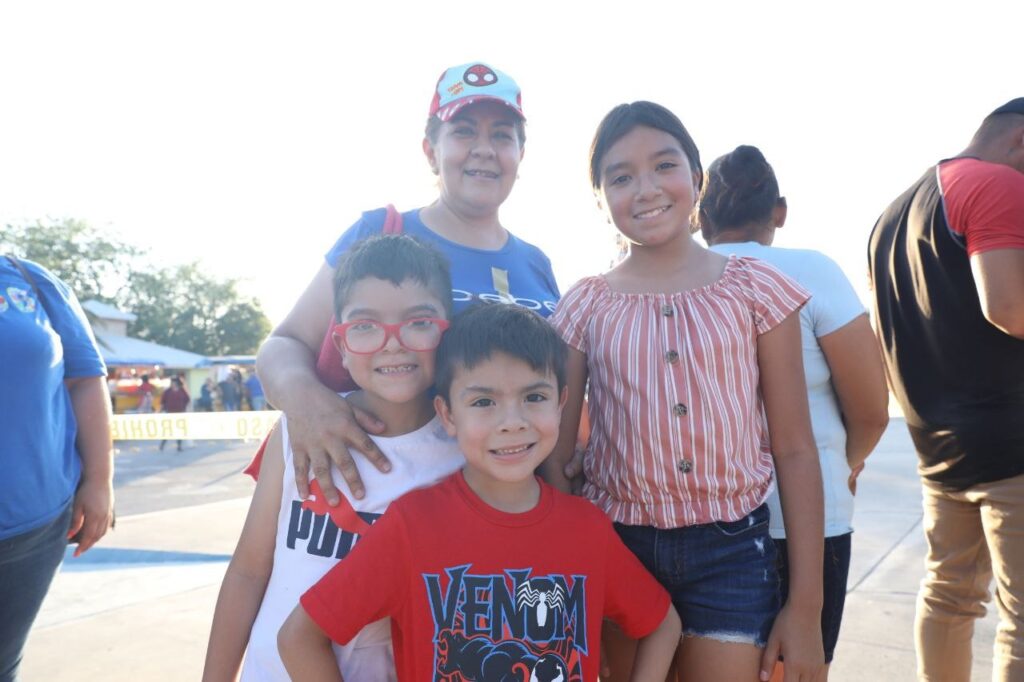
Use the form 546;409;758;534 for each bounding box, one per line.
916;472;1024;681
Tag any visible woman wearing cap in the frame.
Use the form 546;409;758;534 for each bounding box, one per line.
255;62;560;504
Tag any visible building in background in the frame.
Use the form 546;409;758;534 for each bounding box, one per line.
82;300;208;412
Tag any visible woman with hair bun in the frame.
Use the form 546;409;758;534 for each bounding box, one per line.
699;144;890;680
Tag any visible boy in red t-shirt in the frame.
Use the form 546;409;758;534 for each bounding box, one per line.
279;303;681;681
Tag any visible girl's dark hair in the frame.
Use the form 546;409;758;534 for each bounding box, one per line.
698;145;780;241
434;302;567;404
588;101;703;190
332;234;453;321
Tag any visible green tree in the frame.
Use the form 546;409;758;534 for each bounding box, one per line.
3;218;272;356
124;264;271;356
215;298;273;355
0;218;141;302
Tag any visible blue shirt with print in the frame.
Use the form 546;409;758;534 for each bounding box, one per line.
325;208;560;317
0;258;106;539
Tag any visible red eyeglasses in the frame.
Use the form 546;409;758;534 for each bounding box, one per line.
332;318;450;354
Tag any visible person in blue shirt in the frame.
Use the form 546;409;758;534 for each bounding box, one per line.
244;370;265;411
0;256;115;681
255;61;562;506
198;377;216;412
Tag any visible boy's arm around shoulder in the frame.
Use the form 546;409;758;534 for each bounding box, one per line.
203;421;285;682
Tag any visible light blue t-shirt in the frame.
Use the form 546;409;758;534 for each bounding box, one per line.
708;242;865;538
325;208;560;317
0;258;106;539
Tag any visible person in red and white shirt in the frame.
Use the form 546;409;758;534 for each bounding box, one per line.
869;97;1024;681
546;102;825;682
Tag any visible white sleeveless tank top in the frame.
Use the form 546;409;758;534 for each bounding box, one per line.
240;413;463;680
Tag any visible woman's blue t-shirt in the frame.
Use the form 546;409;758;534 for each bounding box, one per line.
0;259;106;539
325;208;560;317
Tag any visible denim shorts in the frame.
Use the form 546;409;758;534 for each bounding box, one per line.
614;503;780;647
775;532;851;663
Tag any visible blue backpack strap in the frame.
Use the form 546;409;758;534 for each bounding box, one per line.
5;255;43;301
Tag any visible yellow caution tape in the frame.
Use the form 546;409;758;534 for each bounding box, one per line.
111;411;280;441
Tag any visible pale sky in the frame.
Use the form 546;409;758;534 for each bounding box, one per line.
2;0;1021;325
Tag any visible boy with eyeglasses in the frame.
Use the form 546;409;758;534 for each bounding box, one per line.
203;235;464;682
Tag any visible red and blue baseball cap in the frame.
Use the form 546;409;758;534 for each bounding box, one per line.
428;62;525;122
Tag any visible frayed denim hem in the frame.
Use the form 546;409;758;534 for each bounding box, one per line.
683;628;767;648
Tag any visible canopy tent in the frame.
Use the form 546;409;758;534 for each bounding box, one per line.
81;299;135;322
95;333;208;369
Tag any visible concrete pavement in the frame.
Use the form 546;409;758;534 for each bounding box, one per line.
23;440;254;681
22;421;1002;680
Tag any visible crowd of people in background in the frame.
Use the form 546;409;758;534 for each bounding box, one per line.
107;369;268;415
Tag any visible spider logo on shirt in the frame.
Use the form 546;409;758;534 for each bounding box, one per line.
516;581;567;628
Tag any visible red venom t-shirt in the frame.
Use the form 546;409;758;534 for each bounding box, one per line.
302;472;670;682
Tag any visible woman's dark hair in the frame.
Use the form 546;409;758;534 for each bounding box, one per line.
434;302;567;405
588;101;703;190
698;145;780;241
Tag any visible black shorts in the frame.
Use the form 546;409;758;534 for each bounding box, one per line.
775;532;852;663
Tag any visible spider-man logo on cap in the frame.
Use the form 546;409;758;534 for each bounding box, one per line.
428;61;525;122
463;64;497;87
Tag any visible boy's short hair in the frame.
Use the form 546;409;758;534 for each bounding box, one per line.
333;235;453;321
434;303;567;403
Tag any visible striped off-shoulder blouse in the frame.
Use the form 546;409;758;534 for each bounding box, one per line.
551;256;810;529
